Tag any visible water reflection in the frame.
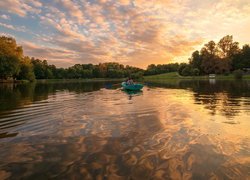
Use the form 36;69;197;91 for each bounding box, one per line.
0;81;111;112
0;80;250;179
122;89;143;100
147;80;250;120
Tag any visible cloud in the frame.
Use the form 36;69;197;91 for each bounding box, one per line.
0;0;27;16
0;14;10;20
0;0;41;17
26;0;42;7
0;22;16;30
40;15;86;41
119;0;131;6
0;22;27;32
21;41;79;67
1;0;249;68
57;0;85;24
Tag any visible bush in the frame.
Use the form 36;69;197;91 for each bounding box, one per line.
178;63;188;75
131;71;144;79
181;66;193;76
192;68;200;76
223;71;230;76
233;69;244;79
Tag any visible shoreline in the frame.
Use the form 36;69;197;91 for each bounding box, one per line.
0;79;29;84
143;72;250;81
2;73;250;84
0;78;125;84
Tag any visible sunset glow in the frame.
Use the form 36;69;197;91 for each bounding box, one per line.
0;0;249;68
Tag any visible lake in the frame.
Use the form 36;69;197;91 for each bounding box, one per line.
0;80;250;179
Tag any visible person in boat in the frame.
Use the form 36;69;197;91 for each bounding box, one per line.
125;77;129;84
126;77;134;85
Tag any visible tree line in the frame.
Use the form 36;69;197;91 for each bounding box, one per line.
1;35;249;81
0;36;144;81
30;59;144;80
145;35;250;76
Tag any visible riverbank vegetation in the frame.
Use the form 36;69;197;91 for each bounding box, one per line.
0;35;249;82
145;35;250;78
144;72;250;81
0;36;143;82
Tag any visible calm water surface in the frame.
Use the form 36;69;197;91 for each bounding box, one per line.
0;80;250;179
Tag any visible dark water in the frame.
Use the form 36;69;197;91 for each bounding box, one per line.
0;80;249;179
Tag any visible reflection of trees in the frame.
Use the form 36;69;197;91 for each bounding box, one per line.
0;82;117;139
35;81;105;94
147;80;250;119
0;80;249;179
0;82;113;112
185;80;249;119
0;83;35;111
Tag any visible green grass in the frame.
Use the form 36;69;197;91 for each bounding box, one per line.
144;72;250;80
144;72;181;79
144;72;207;80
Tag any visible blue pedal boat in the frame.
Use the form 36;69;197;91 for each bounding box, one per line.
121;82;144;91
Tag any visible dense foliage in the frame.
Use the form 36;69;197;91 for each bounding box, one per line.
183;35;250;76
30;60;144;79
0;36;26;79
233;69;244;79
145;35;250;76
144;63;179;75
1;35;249;81
0;36;144;81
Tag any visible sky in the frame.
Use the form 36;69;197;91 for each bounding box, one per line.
0;0;250;69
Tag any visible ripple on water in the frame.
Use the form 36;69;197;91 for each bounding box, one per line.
0;86;250;179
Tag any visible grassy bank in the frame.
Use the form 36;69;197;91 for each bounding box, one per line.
144;72;250;80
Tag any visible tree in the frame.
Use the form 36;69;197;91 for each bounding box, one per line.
17;56;35;81
72;64;83;78
0;56;20;79
31;59;46;79
45;68;53;79
145;64;157;75
233;69;244;79
192;68;200;76
131;71;144;79
217;35;239;73
181;65;195;76
200;41;219;74
217;35;239;58
93;65;102;78
55;68;66;79
145;63;179;75
232;44;250;70
0;36;22;79
48;65;57;78
178;63;189;75
241;45;250;68
189;50;202;73
31;59;54;79
82;69;93;78
0;36;23;58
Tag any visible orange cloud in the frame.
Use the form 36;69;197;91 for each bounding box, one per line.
1;0;249;68
58;0;85;24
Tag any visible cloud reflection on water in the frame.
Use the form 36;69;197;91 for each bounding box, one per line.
0;80;250;179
